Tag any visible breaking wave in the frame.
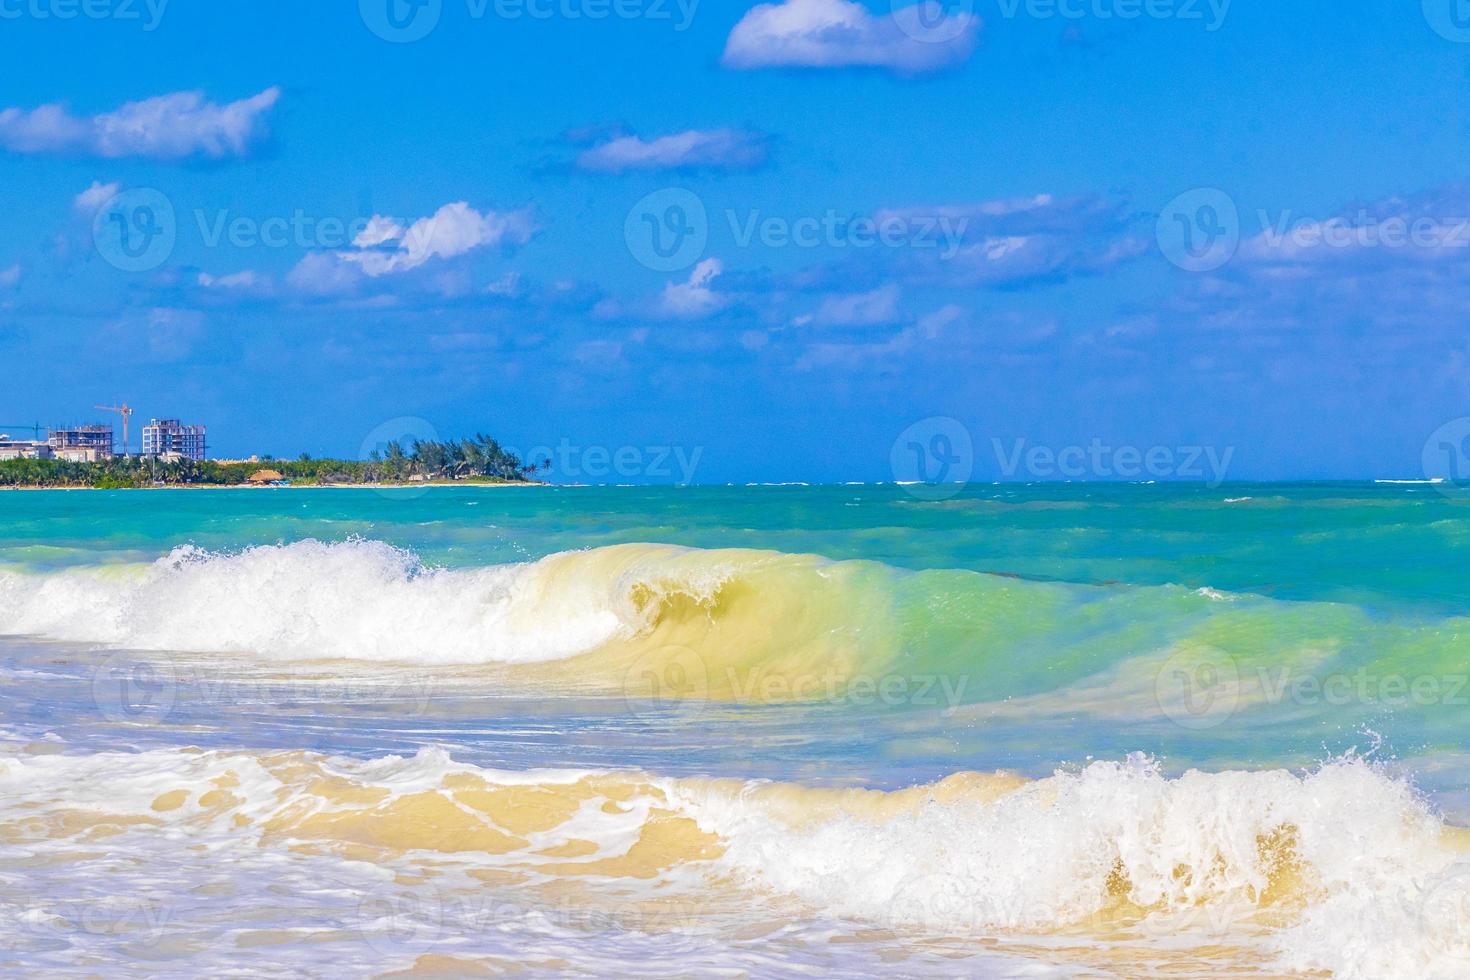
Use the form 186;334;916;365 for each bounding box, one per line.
1;538;1467;712
0;745;1464;977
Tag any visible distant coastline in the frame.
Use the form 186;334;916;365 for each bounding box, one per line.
0;433;549;490
0;479;545;491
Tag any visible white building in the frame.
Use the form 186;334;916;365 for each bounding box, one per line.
0;437;54;460
55;447;107;463
141;419;207;461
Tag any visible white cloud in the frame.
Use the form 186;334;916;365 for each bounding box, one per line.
352;215;405;248
483;272;525;297
741;330;771;351
286;251;363;296
914;302;965;335
1161;183;1470;344
576;129;769;173
723;0;979;75
796;302;966;370
875;192;1131;237
0;264;19;287
574;339;622;363
101;308;207;363
800;283;902;327
284;203;537;298
73;180;120;214
0;88;281;160
198;270;263;289
660;258;727;317
339;202;537;277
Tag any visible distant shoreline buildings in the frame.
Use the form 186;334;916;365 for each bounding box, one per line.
0;414;208;462
50;425;114;462
142;419;207;461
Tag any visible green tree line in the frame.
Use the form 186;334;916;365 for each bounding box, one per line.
0;434;546;488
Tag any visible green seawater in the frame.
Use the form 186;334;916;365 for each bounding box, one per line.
3;482;1470;977
2;482;1467;795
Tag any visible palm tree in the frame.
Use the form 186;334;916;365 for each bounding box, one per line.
385;440;408;480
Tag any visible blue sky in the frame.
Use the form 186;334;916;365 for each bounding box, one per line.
1;0;1469;482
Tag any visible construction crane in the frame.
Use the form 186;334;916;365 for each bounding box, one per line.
95;403;134;456
0;422;46;440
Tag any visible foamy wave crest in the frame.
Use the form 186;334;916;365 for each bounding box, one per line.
5;538;1468;716
0;539;738;665
0;540;904;685
678;754;1470;977
0;746;1464;977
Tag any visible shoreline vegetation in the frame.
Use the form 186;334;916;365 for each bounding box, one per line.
0;434;547;490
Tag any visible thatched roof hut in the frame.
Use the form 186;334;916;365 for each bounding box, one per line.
246;469;286;484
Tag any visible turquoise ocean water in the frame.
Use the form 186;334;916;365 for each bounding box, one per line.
2;483;1469;977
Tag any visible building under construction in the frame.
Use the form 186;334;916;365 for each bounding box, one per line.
1;412;210;463
49;425;115;462
141;419;207;461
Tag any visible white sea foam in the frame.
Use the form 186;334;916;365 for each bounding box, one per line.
669;754;1465;978
0;539;733;665
0;746;1463;977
